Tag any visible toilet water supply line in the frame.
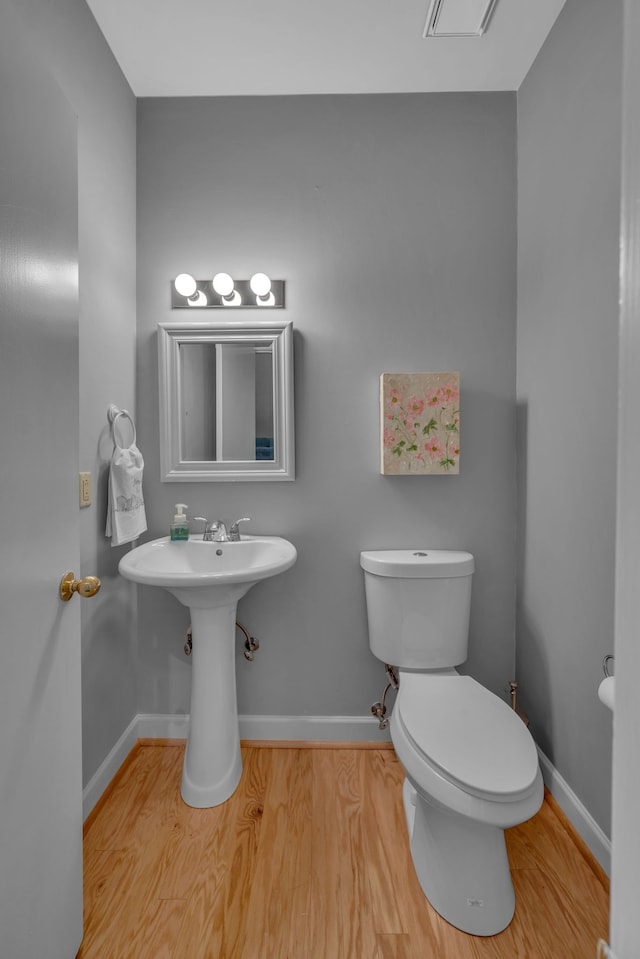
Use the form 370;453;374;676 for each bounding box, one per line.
184;622;260;661
509;681;530;727
371;664;399;729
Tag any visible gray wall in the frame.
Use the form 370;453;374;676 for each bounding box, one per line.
8;0;138;785
516;0;622;835
136;94;518;721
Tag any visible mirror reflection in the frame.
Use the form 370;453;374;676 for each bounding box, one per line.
179;343;274;462
158;320;294;482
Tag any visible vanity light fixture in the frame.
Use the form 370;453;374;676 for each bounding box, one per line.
171;272;285;308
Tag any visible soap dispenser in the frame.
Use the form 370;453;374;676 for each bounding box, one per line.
170;504;190;541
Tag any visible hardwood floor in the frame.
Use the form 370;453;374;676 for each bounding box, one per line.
78;743;609;959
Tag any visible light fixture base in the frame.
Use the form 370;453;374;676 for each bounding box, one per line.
171;279;285;309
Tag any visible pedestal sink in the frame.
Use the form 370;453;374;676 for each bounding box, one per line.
118;535;297;807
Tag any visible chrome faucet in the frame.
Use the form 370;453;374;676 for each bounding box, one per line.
194;518;229;542
194;516;250;542
208;520;230;542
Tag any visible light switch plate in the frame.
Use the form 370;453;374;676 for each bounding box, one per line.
79;472;91;508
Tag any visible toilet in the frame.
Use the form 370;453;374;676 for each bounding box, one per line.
360;548;543;937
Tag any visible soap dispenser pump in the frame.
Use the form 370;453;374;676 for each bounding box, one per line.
170;504;190;541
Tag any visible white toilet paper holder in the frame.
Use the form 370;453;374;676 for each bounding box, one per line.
602;654;615;677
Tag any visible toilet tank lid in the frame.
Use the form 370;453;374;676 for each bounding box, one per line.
360;549;474;578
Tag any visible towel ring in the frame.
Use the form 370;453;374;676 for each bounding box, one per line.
107;404;136;448
602;654;615;678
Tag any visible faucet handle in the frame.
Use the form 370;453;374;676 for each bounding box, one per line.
193;517;209;540
229;517;251;540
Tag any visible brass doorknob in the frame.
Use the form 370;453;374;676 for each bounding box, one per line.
59;571;101;602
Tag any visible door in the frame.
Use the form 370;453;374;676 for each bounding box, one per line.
0;7;83;958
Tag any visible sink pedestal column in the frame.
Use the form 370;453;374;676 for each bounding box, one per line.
181;603;243;808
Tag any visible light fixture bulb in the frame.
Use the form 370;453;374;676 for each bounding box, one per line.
174;273;197;298
250;273;272;297
187;290;208;307
212;272;235;297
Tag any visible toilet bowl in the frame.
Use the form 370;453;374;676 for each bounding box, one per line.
360;549;544;936
391;670;543;936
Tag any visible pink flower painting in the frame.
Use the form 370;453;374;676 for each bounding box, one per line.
380;372;460;475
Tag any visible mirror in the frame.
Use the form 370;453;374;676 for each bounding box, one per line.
158;319;294;481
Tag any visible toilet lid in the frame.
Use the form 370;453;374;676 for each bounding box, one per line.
396;673;539;801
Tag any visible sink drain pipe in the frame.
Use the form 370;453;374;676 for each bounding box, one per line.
184;621;260;661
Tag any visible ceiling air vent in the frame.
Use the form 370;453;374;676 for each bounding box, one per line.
423;0;499;37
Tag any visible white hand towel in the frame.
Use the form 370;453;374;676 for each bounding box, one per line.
598;676;614;712
106;411;147;547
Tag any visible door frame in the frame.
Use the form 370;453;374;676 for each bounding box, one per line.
611;0;640;954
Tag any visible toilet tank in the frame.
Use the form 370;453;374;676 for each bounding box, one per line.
360;550;474;669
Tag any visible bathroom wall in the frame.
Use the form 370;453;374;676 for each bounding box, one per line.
517;0;622;836
136;93;518;724
7;0;138;785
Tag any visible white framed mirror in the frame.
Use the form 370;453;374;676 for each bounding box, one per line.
158;319;295;481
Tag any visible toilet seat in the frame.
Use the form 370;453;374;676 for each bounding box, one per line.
395;672;540;803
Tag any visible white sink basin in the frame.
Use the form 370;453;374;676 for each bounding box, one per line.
119;534;297;607
118;532;297;809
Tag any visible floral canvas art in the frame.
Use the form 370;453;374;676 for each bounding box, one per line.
381;372;460;475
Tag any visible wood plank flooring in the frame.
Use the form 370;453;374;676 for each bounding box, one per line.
78;743;609;959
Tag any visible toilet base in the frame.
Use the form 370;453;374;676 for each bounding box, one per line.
402;779;515;937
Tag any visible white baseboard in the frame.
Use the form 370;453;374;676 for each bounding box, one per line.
83;712;388;820
134;711;390;743
238;713;391;742
537;746;611;876
82;715;139;822
136;712;190;739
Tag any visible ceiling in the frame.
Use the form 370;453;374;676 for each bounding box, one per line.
85;0;567;98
